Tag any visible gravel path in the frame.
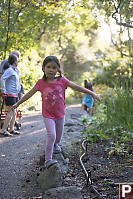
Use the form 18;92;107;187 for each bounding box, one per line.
0;104;84;199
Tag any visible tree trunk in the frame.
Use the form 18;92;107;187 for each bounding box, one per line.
119;15;123;58
4;0;11;59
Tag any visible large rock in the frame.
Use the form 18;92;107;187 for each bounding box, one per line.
38;151;69;191
43;186;83;199
53;152;69;174
37;163;62;191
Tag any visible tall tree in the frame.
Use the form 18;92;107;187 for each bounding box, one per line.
93;0;133;28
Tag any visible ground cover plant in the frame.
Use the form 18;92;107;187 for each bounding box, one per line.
62;86;133;199
81;85;133;155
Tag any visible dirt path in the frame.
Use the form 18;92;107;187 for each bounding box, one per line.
0;104;84;199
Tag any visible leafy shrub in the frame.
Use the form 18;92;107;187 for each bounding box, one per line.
105;88;133;131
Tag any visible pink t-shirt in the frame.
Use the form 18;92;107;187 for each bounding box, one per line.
35;77;69;120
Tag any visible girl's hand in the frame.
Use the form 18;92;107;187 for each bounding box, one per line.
93;93;100;101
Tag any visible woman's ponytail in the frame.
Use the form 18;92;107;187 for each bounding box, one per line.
3;61;10;71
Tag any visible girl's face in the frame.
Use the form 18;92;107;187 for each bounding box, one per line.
44;61;58;80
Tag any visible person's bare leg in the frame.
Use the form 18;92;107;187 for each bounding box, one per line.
1;106;13;136
87;108;92;116
81;102;85;111
9;109;16;131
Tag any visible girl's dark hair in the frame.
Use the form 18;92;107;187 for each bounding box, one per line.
3;61;9;71
84;80;88;88
84;80;93;91
3;54;17;71
42;56;62;81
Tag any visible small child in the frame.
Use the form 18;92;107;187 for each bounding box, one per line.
82;80;94;116
12;56;100;168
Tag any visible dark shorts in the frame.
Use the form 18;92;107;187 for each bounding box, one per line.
5;96;18;106
84;104;88;111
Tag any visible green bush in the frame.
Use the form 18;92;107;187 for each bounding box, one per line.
105;88;133;131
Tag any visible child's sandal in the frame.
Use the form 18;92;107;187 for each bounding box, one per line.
46;160;58;169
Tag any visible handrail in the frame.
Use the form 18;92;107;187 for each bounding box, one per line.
80;139;104;199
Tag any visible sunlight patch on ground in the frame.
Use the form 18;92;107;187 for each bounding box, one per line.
66;103;82;108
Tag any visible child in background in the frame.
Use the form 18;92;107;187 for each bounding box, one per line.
12;56;100;168
82;80;94;116
0;54;21;136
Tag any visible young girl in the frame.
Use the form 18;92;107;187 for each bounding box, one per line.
82;80;94;116
0;54;21;136
12;56;100;168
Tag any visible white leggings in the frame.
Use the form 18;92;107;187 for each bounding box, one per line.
43;116;64;163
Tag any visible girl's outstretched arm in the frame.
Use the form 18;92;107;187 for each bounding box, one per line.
68;81;100;101
12;86;37;109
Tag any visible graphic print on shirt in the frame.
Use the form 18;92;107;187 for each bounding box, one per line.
43;86;63;106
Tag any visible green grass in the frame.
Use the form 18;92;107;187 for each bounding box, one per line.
80;86;133;156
